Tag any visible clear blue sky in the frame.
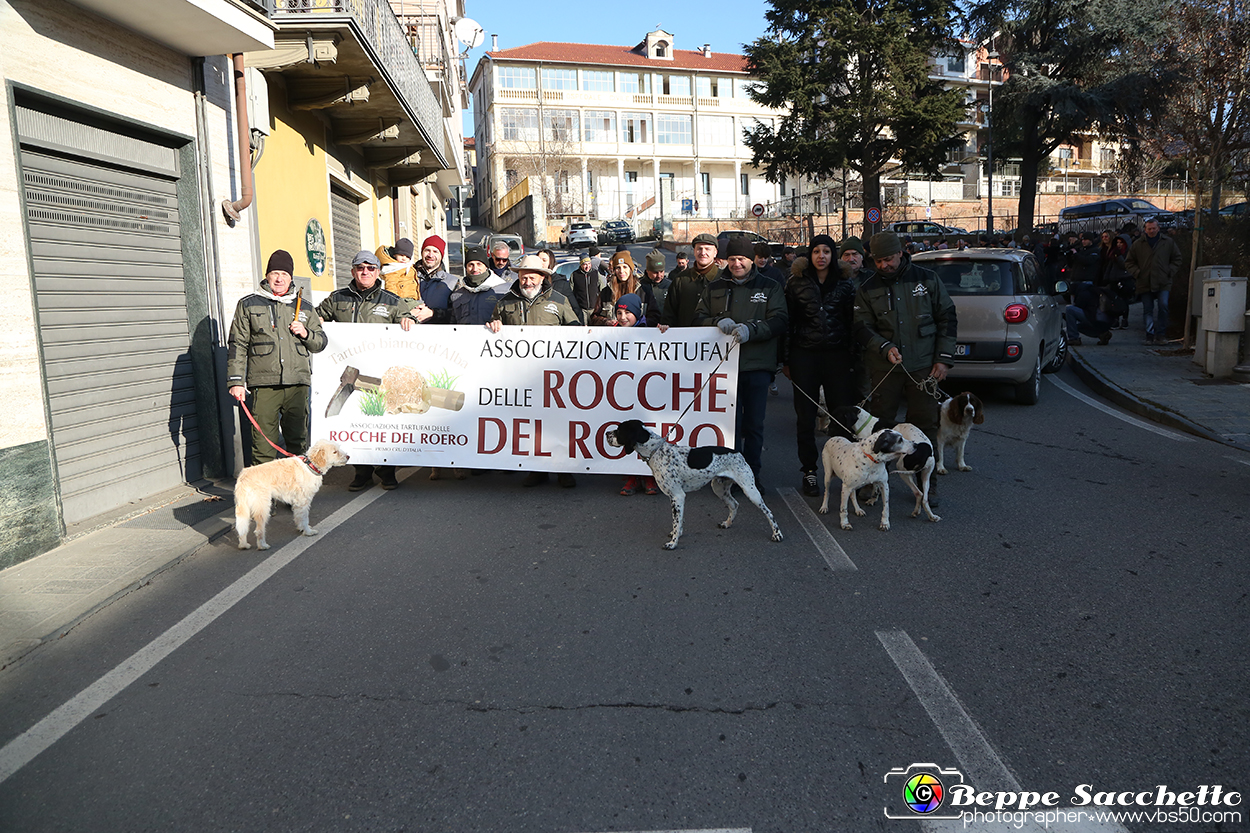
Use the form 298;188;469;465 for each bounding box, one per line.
457;0;775;135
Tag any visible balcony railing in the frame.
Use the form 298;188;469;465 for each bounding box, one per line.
273;0;445;167
237;0;276;14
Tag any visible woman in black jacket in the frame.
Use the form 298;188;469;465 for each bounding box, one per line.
782;234;861;496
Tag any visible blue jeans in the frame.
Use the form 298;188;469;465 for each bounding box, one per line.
1065;305;1112;339
1140;290;1169;338
736;369;774;479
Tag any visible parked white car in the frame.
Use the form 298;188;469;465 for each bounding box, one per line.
560;222;599;249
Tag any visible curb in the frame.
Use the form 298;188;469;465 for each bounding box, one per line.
0;509;234;671
1066;349;1250;452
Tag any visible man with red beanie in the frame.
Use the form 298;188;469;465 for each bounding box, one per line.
416;234;453;324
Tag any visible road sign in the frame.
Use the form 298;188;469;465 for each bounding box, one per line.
866;207;881;224
752;203;765;217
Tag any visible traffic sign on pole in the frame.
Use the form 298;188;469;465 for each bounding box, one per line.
866;207;881;225
752;203;765;218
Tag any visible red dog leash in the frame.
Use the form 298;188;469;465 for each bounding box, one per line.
236;398;322;473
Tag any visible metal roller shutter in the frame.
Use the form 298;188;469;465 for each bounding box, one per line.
18;106;199;524
330;185;361;289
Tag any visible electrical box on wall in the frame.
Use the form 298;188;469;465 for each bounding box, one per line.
246;67;270;136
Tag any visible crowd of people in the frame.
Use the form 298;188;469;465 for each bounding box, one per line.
228;217;1179;501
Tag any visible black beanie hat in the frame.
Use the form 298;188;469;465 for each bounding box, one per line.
725;236;755;259
810;234;837;254
265;249;295;275
392;237;415;259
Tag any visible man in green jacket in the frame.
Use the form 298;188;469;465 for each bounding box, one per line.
693;236;788;487
660;233;720;330
227;250;327;465
487;254;580;488
853;231;957;450
1125;219;1183;345
318;250;421;491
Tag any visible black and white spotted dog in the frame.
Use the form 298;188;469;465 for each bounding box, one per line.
827;405;940;522
606;419;784;550
818;429;916;530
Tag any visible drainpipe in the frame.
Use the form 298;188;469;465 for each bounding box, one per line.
222;53;253;222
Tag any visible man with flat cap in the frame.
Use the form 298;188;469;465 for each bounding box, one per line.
317;249;421;491
853;232;957;502
228;249;327;466
660;232;721;330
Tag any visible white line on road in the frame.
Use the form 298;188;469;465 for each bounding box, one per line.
574;829;751;833
778;486;857;572
1047;376;1195;441
1227;455;1250;467
0;479;402;786
877;630;1129;833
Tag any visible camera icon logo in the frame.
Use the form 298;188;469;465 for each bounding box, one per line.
883;763;966;820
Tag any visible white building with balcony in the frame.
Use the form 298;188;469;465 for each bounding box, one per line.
468;29;786;240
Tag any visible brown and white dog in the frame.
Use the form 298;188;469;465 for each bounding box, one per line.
935;392;984;475
235;440;350;550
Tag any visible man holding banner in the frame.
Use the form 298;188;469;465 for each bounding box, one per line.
487;254;581;487
694;236;787;490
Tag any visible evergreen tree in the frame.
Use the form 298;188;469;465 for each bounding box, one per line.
966;0;1171;238
744;0;968;221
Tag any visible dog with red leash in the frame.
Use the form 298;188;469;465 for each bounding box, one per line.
235;440;350;550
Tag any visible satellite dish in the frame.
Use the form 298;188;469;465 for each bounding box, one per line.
454;17;485;49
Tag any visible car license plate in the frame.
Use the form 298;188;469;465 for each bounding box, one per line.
955;343;971;356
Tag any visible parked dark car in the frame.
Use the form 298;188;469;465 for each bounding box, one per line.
717;229;784;258
1218;201;1248;217
601;219;635;244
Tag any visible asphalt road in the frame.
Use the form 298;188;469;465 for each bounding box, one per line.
0;262;1247;832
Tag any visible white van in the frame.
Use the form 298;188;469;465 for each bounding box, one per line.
1057;199;1175;235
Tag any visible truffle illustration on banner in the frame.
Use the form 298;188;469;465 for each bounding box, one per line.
324;365;465;418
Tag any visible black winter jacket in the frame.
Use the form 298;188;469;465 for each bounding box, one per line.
783;263;857;360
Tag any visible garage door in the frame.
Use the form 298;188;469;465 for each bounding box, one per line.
330;185;361;289
17;104;200;524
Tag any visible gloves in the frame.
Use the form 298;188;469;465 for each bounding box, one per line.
717;317;738;335
734;323;750;343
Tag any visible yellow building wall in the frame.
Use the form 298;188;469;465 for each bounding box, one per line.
254;77;334;293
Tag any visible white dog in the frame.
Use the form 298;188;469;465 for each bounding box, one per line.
818;429;915;530
234;440;350;550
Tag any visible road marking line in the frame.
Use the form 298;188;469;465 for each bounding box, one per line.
1047;376;1194;442
878;630;1129;833
1227;455;1250;467
778;486;857;572
574;829;751;833
0;481;400;786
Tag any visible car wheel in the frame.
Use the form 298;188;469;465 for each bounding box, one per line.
1043;331;1067;373
1015;353;1042;405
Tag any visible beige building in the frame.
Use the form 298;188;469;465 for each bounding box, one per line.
468;29;786;241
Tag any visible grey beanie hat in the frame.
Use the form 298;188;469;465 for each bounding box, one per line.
868;232;902;258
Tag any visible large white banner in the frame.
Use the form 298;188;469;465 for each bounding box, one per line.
310;323;740;475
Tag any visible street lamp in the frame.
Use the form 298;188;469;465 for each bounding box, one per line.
982;103;993;236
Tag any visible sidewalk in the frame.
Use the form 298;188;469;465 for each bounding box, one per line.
3;316;1249;670
1066;314;1250;452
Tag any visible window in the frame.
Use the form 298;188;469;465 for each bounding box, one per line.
1056;147;1074;160
544;109;580;142
740;173;749;196
541;68;577;91
626;171;638;184
583;70;614;92
500;107;539;141
498;66;536;89
661;74;691;97
698;115;733;146
696;76;721;98
701;172;710;195
619;72;650;94
583;110;617;143
622;112;651;143
655;40;668;58
657;114;691;145
736;78;758;99
558;170;570;194
945;53;966;74
505;169;519;189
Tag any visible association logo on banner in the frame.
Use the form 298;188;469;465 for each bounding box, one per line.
310;324;739;473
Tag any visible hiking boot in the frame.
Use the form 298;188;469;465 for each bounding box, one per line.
619;476;638;496
1069;337;1083;346
802;471;820;497
557;473;577;488
1097;330;1113;345
522;472;549;487
643;477;660;495
347;470;373;491
378;466;398;490
1142;335;1156;346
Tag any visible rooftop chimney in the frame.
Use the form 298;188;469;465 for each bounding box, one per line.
703;44;711;57
491;34;498;51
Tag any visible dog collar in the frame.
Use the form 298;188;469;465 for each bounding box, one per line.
299;455;324;475
863;449;880;464
854;414;873;434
